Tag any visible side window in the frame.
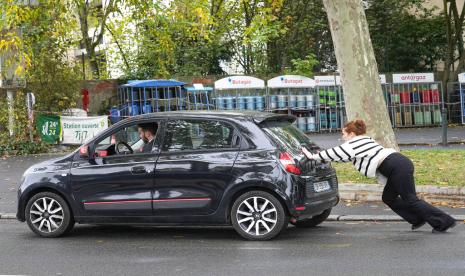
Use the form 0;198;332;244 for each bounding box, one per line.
94;122;159;157
162;120;239;152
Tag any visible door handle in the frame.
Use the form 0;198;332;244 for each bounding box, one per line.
131;166;147;174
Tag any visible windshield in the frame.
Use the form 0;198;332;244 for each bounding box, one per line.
261;121;317;156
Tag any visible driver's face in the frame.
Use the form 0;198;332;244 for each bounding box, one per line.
138;128;148;143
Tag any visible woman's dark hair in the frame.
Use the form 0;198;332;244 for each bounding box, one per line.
343;119;366;135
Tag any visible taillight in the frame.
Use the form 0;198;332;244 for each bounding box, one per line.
279;152;302;175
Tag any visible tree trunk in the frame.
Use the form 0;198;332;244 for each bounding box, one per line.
323;0;398;150
442;0;453;101
77;3;100;79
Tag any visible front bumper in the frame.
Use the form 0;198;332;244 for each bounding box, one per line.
16;189;25;222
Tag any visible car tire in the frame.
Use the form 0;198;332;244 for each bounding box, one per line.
293;208;331;228
25;192;74;238
231;190;288;241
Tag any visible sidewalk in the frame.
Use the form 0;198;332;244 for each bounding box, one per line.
310;126;465;149
339;184;465;205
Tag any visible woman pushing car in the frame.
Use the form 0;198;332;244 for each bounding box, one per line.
302;119;456;233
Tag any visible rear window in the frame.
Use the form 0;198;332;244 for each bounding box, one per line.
261;121;317;156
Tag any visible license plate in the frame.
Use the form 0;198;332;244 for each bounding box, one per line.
313;181;331;192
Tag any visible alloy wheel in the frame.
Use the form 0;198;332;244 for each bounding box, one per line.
236;196;277;236
29;197;64;233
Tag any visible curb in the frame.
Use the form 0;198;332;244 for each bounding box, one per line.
339;183;465;204
0;213;16;219
398;141;465;146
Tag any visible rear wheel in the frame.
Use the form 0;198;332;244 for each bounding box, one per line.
231;191;288;241
293;208;331;228
25;192;74;238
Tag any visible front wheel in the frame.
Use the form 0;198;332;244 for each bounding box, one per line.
231;191;288;241
293;208;331;228
25;192;75;238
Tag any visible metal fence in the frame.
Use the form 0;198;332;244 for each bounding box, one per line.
114;77;453;132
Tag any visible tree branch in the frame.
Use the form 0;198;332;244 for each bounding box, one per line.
104;23;130;71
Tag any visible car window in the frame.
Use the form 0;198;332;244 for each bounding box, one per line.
261;121;317;156
95;122;158;156
162;120;239;152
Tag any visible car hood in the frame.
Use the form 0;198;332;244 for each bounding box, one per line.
23;152;76;176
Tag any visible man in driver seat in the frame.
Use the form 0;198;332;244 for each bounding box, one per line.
137;123;157;153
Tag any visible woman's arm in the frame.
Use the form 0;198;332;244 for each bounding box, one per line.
302;142;355;162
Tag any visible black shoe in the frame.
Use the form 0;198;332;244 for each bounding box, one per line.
432;221;457;233
411;221;426;231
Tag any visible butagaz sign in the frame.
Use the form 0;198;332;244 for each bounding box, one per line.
267;75;315;88
61;116;108;144
232;80;251;85
392;73;434;83
214;76;265;90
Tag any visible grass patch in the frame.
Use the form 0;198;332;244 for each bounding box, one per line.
332;149;465;187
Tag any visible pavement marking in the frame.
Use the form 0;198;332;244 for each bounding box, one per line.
320;243;352;248
237;247;283;250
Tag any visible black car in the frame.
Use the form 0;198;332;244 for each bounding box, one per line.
17;111;339;240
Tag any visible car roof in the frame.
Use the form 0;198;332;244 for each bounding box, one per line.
118;111;296;125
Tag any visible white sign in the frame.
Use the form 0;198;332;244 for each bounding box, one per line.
193;83;204;90
392;73;434;83
267;75;315;88
215;76;265;90
379;74;387;84
61;116;108;144
314;76;336;86
458;72;465;83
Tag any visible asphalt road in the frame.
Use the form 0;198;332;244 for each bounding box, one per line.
0;154;62;213
0;220;464;276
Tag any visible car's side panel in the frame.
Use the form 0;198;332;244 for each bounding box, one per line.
69;155;157;216
153;150;239;217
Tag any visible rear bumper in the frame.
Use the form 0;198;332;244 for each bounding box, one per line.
292;191;339;220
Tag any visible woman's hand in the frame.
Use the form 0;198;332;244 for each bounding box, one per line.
301;147;313;159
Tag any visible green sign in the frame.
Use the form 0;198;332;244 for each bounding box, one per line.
36;115;61;143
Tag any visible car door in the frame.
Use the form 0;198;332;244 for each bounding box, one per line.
70;120;161;217
153;118;241;218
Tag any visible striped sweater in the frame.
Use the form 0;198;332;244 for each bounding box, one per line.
310;135;396;178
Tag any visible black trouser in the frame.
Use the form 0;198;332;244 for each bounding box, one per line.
377;152;455;230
